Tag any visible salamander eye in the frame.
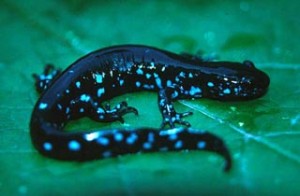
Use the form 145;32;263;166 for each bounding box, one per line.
243;60;255;68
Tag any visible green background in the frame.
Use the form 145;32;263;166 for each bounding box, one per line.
1;0;299;195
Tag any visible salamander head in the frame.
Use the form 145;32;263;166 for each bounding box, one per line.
203;60;270;101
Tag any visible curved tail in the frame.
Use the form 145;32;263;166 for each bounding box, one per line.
30;117;231;171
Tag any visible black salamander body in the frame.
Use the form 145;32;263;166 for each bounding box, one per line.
30;45;270;171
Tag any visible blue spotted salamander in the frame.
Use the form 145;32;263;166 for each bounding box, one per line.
30;45;270;171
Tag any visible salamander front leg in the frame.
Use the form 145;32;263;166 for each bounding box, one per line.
88;100;138;123
158;87;193;128
32;64;61;93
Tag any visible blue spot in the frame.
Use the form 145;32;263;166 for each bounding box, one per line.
76;81;81;88
68;140;81;151
223;88;231;94
97;88;105;97
136;81;141;87
174;140;183;149
171;91;179;98
126;133;138;145
80;94;90;102
166;80;172;87
143;142;152;149
95;74;103;83
43;142;52;151
148;132;155;143
207;82;214;87
66;89;70;94
154;73;162;88
168;134;177;141
119;79;124;86
114;132;123;142
97;137;109;146
189;86;202;96
179;72;185;78
65;107;70;114
234;88;238;93
136;69;143;75
79;108;84;113
39;103;48;110
146;73;151;79
188;73;193;78
97;107;105;114
197;141;206;149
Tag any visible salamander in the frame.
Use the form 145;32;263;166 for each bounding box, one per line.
30;45;270;171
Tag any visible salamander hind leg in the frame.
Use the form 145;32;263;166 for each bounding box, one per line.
158;87;193;128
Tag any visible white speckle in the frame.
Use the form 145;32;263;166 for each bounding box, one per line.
43;142;52;151
68;140;81;151
136;81;141;87
84;132;100;141
143;84;154;89
76;81;81;88
97;137;109;146
114;132;123;142
150;62;155;67
126;133;138;145
80;94;90;102
174;140;183;149
136;68;144;75
119;79;124;86
223;88;231;94
239;122;244;127
102;151;112;158
207;82;214;87
39;103;48;110
97;88;105;97
57;104;62;110
197;141;206;149
160;128;183;136
143;142;152;149
95;74;103;83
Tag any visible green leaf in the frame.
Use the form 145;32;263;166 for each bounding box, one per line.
0;0;299;195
